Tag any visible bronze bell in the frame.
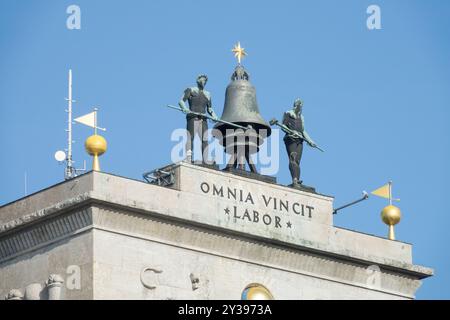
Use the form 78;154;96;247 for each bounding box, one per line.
213;65;271;173
213;65;271;152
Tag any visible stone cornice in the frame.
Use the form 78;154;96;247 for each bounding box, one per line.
0;193;91;235
0;207;92;263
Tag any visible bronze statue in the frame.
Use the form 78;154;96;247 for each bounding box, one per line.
178;74;218;163
270;98;322;186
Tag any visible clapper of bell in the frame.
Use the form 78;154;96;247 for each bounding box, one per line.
213;65;271;172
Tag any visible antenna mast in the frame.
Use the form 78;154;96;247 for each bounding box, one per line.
58;69;85;180
65;69;75;180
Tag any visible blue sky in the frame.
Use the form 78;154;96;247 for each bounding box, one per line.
0;0;449;299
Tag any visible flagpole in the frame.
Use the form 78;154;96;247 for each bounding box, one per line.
94;107;98;135
389;180;392;205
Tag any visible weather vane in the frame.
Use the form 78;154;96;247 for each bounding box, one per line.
74;108;107;172
232;42;247;64
371;181;402;240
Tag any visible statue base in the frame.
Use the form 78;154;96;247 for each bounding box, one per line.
192;161;220;170
288;183;316;194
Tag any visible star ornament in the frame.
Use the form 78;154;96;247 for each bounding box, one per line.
232;42;247;64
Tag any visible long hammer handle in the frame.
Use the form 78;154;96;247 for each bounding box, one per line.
167;105;248;130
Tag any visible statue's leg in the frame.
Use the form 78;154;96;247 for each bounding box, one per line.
201;119;209;164
297;141;303;183
191;118;203;163
185;117;195;162
285;139;299;184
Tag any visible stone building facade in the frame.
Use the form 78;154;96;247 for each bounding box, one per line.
0;163;433;300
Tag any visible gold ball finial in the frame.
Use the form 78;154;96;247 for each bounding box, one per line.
241;283;274;300
85;134;107;171
381;205;402;240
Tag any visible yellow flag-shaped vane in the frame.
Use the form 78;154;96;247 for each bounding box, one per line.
74;111;96;128
371;181;400;203
74;109;106;132
371;183;390;199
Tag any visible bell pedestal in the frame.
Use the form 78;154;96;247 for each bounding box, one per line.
222;165;277;184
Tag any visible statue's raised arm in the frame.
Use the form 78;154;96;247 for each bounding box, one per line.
206;94;218;120
178;88;191;113
299;114;317;148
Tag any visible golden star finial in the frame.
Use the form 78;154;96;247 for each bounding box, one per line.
232;42;247;64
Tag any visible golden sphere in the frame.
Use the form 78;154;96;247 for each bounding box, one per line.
241;283;274;300
381;205;401;226
85;134;107;156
